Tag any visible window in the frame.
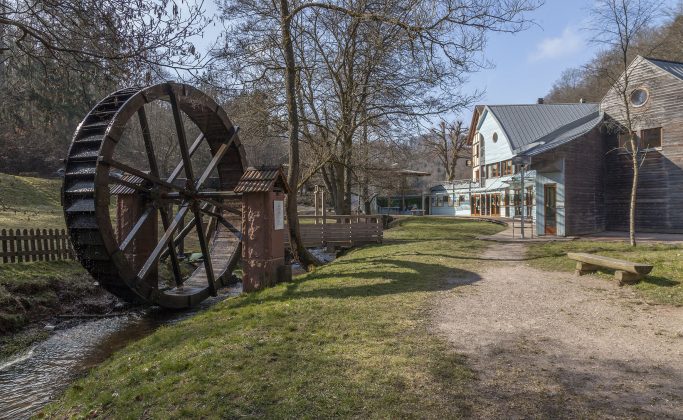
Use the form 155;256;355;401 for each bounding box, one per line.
641;127;662;149
502;160;514;176
487;163;500;178
619;128;662;151
630;88;649;107
474;169;480;181
492;132;499;143
459;195;467;203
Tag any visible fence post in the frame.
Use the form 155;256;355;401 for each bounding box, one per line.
60;229;68;260
41;229;49;261
22;229;30;262
29;228;37;262
8;229;15;263
1;229;7;263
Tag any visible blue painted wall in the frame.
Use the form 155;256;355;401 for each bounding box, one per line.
535;159;566;236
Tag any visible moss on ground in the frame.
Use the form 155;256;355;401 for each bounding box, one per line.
527;241;683;306
0;261;93;335
43;218;503;418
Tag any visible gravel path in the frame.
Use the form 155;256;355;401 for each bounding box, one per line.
434;243;683;419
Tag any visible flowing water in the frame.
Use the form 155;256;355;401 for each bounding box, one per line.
0;284;241;419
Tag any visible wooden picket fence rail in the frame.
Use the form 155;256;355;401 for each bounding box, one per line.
0;228;75;263
0;214;382;264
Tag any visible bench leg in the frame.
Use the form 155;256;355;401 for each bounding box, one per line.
575;262;599;276
615;271;642;286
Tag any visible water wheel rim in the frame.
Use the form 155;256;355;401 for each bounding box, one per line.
63;82;247;308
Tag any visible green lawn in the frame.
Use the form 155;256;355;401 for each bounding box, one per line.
527;241;683;306
0;173;65;230
44;218;504;418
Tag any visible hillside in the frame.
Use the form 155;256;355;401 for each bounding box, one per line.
0;173;65;230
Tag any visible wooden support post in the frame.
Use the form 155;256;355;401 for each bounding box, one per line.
321;189;326;224
615;271;642;286
575;261;599;276
314;186;319;224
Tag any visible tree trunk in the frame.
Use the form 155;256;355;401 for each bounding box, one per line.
630;140;639;247
279;0;318;268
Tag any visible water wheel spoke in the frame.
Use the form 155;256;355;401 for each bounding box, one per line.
138;202;191;283
118;206;155;252
102;157;193;196
198;197;242;216
159;203;211;260
192;206;217;296
168;85;196;184
200;206;242;239
137;107;161;176
194;126;240;190
167;133;204;183
158;206;184;287
138;109;184;287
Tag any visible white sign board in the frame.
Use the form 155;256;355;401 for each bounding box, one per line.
273;200;284;230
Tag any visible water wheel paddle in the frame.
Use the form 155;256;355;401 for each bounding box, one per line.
62;82;246;308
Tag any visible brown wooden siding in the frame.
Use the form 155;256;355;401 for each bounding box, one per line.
532;126;607;236
601;58;683;232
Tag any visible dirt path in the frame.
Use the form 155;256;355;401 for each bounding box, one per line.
434;242;683;419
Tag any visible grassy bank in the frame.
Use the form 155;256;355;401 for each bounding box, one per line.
0;260;104;358
527;241;683;306
44;218;503;418
0;173;65;229
0;261;93;333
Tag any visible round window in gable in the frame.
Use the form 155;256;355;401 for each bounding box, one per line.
492;132;499;143
630;88;649;107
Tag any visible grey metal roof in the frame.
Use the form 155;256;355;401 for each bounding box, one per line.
644;57;683;81
525;112;603;156
485;103;600;152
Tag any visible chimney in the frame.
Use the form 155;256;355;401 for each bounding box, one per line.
537;98;544;104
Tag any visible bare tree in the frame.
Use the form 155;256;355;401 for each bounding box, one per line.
590;0;664;246
0;0;210;77
216;0;540;267
422;120;470;182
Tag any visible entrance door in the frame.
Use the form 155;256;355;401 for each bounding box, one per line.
544;184;557;235
491;194;500;216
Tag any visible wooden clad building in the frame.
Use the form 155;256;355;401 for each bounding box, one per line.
601;56;683;233
435;55;683;236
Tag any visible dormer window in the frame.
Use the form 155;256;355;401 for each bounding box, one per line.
630;88;649;107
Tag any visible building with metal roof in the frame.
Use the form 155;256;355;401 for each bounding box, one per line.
426;55;683;236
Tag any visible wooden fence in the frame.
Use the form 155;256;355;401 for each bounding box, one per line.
0;214;382;264
285;215;383;248
0;228;75;263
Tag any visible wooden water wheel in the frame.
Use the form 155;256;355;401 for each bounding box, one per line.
62;82;246;309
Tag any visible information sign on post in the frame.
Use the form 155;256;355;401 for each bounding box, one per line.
274;200;284;230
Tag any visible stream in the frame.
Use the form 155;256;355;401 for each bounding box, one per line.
0;284;241;419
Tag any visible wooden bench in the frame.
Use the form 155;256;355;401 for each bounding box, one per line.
567;252;653;285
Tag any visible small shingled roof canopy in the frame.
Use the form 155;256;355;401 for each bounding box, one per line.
234;166;290;194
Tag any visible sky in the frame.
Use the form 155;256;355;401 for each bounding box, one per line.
454;0;600;121
194;0;678;124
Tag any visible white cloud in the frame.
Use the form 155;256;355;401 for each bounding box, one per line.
529;26;584;62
